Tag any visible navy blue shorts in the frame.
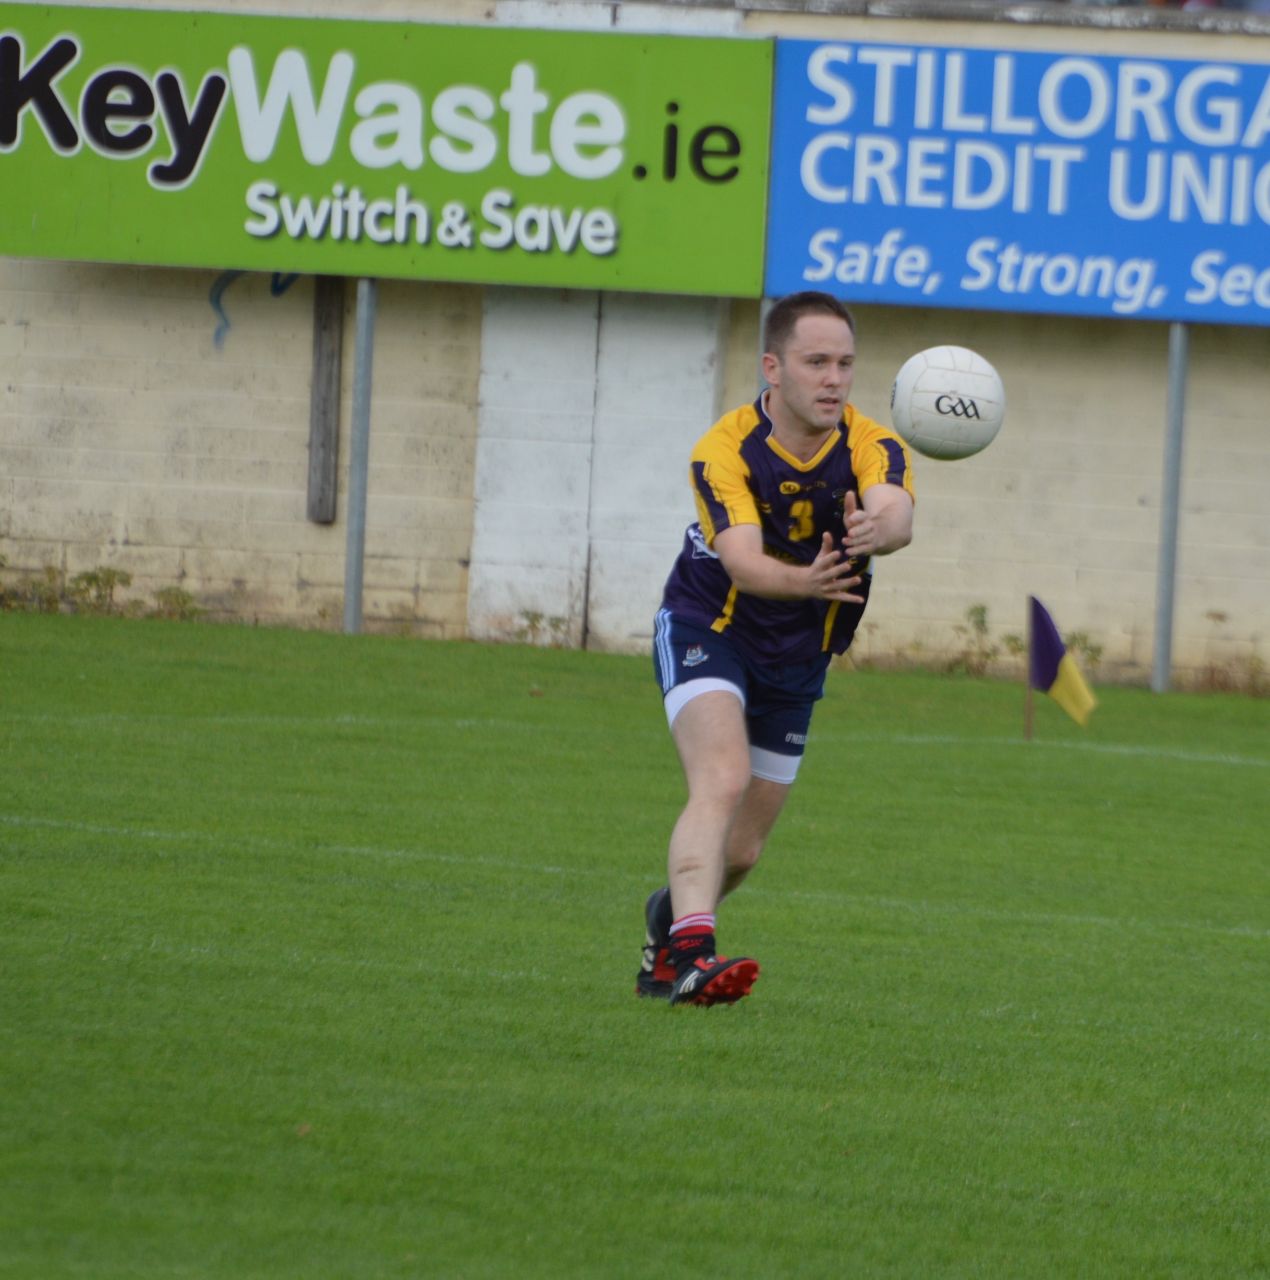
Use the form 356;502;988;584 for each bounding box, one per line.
652;610;830;782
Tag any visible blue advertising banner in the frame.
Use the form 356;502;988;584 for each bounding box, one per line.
766;39;1270;326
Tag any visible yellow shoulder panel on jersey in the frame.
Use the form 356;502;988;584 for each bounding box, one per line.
689;404;765;544
845;406;916;503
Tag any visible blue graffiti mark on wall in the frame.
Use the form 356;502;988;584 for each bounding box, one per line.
209;271;301;347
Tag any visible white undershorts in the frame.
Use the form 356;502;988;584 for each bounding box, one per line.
663;678;803;785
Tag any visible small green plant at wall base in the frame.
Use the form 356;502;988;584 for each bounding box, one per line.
150;587;204;622
517;611;573;645
1065;631;1103;673
1002;632;1026;661
1195;610;1266;695
2;566;192;617
516;609;545;644
67;568;133;616
949;603;999;676
1240;655;1268;697
29;566;64;614
1001;627;1101;676
0;563;52;612
516;611;570;647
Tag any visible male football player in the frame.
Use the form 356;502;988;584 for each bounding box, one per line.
639;291;915;1006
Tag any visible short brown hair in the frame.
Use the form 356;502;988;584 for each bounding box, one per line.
763;291;856;358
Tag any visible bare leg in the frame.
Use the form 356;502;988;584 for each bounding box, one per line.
720;775;792;899
667;690;750;918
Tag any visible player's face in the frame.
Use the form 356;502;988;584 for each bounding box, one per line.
765;313;856;434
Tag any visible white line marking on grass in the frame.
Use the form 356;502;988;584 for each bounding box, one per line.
812;732;1270;769
3;813;1265;942
776;887;1270;940
5;713;1265;767
0;712;541;734
0;813;584;878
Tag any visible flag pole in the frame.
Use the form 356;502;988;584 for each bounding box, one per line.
1024;596;1035;741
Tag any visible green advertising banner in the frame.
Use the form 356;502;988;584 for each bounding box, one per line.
0;5;771;295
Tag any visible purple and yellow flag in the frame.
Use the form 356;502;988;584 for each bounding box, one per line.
1029;597;1097;726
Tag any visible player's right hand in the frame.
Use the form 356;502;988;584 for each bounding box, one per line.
807;533;863;602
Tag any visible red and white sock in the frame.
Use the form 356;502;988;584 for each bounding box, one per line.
669;912;716;971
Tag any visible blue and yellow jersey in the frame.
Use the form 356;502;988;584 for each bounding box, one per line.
660;395;915;665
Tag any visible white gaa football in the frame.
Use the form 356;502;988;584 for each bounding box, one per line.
890;346;1005;460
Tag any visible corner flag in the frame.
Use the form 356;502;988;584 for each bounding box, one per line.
1029;596;1097;727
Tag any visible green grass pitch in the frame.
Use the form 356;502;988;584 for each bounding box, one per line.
2;614;1266;1278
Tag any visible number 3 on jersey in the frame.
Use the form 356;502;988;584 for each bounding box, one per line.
788;498;814;542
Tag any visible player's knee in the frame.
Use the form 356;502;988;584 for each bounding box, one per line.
698;781;749;822
721;844;762;898
715;766;752;812
727;832;765;874
687;756;750;811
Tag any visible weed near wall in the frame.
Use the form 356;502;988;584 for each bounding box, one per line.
0;563;203;622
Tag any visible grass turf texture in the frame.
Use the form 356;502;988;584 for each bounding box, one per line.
1;614;1266;1279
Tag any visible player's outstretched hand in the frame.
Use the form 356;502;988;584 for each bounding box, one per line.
842;491;877;559
807;533;863;602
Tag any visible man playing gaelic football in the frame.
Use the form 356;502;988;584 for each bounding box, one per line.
639;291;916;1007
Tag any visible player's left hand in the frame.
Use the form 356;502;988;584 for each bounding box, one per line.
842;491;877;558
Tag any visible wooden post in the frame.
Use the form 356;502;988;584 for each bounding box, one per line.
307;275;344;524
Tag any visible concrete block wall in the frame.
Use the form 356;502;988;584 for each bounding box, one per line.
1;261;311;619
345;279;480;638
0;260;481;637
3;256;1266;682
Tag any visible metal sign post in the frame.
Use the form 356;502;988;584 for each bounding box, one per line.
1152;322;1189;693
343;277;378;635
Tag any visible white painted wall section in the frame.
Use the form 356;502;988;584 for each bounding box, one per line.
586;293;725;651
469;288;599;645
469;289;724;651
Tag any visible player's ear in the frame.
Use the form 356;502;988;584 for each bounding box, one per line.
761;351;780;384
